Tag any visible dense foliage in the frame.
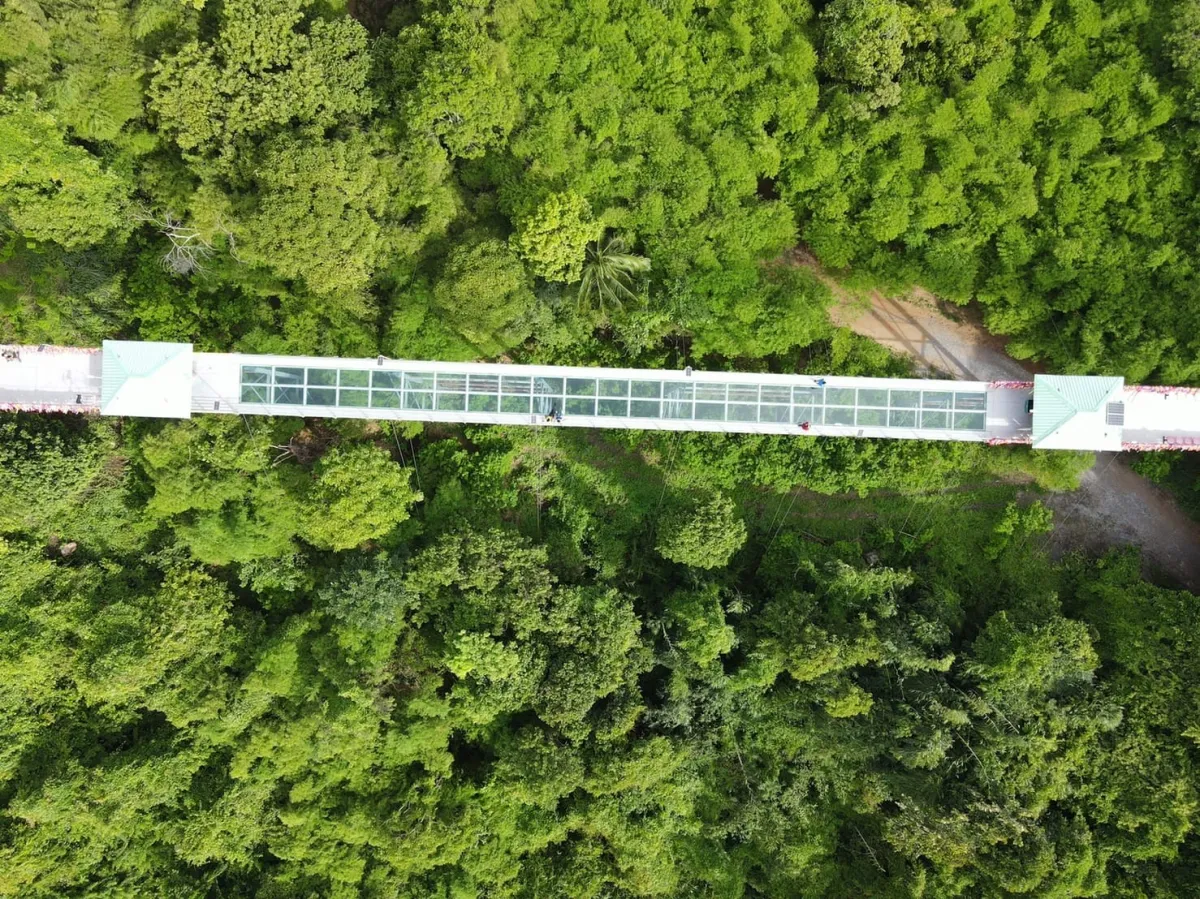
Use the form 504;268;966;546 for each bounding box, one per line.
0;414;1196;897
5;0;1200;379
5;1;1200;896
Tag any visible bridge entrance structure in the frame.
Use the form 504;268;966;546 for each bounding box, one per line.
2;341;1198;452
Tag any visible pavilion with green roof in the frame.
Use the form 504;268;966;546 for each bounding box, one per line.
1031;374;1125;451
100;340;194;419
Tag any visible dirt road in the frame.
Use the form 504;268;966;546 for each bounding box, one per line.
820;273;1200;590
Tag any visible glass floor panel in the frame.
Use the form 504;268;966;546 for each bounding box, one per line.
856;408;887;427
825;407;855;426
468;394;498;412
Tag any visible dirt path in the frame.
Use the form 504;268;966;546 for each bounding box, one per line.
801;255;1200;590
830;291;1035;382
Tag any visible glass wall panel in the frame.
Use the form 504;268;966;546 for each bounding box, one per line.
888;409;918;428
372;390;402;408
534;377;564;395
760;405;791;423
275;368;304;385
794;386;823;405
373;371;403;389
340;389;369;407
274;385;303;404
695;402;725;421
405;373;434;391
566;397;596;415
858;389;888;407
468;374;499;393
436;373;467;392
857;408;887;426
826;387;856;405
405;391;433;410
307;369;338;386
921;410;949;429
922;391;952;409
630;400;661;418
663;383;693;419
826;407;856;425
501;376;531;395
760;385;791;404
306;387;336;405
500;395;530;414
599;379;629;397
567;378;597;396
435;392;466;411
598;399;628;416
468;394;498;412
241;366;272;384
631;380;662;398
727;404;757;422
953;411;987;430
954;392;987;411
728;385;758;403
241;385;269;403
695;383;727;402
664;383;693;401
889;389;920;408
340;370;369;388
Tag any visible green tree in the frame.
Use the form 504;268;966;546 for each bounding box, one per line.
240;132;393;296
433;237;540;356
819;0;913;110
149;0;373;155
300;443;421;551
512;191;597;282
578;236;651;315
656;492;747;569
0;100;128;248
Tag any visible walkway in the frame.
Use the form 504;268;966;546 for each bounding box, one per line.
0;340;1197;454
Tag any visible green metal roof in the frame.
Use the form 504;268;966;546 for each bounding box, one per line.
100;341;193;416
1032;375;1124;447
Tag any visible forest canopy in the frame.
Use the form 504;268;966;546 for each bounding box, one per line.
4;0;1200;897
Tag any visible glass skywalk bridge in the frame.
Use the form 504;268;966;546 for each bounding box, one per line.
187;350;1014;443
0;340;1087;447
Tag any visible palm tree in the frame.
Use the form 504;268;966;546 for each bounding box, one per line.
578;235;651;315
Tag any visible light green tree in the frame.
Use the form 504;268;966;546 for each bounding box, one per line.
149;0;373;154
656;492;746;569
0;100;128;248
512;191;597;282
300;443;421;551
241;133;392;296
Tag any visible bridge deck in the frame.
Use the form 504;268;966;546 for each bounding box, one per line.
0;345;101;412
192;352;1032;443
